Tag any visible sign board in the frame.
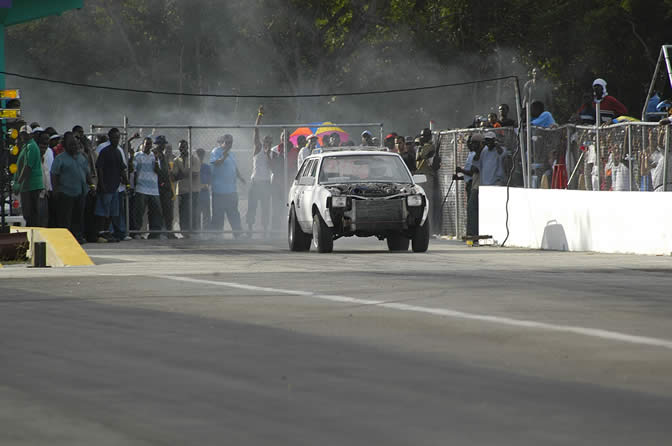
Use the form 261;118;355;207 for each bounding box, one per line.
0;89;20;99
0;109;20;119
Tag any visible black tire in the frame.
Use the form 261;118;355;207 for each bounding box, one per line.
412;219;430;252
312;212;334;253
288;206;311;252
386;233;409;251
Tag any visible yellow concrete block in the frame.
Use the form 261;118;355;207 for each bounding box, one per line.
10;227;94;267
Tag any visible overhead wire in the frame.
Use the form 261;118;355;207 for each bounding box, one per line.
0;70;518;98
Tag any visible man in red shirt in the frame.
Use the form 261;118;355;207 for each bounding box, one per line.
593;78;628;117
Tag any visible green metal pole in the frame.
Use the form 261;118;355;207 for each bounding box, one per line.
0;24;5;90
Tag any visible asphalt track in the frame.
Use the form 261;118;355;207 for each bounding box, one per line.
1;237;671;445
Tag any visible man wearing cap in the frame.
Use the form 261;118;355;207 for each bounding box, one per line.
456;133;485;237
209;134;245;238
384;133;398;152
479;132;508;186
592;78;627;118
13;126;45;227
297;134;318;169
361;130;374;146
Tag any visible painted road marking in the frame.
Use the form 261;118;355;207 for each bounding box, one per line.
157;275;672;351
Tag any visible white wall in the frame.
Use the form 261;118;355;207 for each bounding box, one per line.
479;186;672;256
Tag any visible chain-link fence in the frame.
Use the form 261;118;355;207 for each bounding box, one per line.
436;122;671;238
437;127;520;237
90;119;384;238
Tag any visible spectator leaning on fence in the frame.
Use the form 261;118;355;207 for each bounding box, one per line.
209;134;245;238
172;139;200;237
133;137;163;239
609;148;632;191
51;131;92;243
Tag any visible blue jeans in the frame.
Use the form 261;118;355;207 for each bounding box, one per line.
111;190;129;238
210;192;242;237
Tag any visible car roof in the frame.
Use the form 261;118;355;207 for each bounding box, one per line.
307;149;399;159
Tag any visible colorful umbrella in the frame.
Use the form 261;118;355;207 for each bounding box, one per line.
289;126;315;147
313;122;349;146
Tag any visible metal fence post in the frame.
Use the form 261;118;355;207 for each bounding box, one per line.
283;128;289;220
453;133;459;237
595;101;601;190
525;106;532;188
188;126;193;233
566;126;571;189
627;124;633;191
664;126;670;192
123;115;130;235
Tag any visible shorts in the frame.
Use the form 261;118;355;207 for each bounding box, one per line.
95;192;120;217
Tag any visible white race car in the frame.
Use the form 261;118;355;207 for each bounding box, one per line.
287;149;430;253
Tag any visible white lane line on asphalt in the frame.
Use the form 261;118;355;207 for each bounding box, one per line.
157;275;672;351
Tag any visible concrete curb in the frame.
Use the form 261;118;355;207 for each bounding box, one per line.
10;227;94;267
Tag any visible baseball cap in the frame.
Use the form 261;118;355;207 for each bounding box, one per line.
19;125;31;134
484;131;496;140
154;135;167;144
49;134;61;141
31;127;45;134
361;130;373;137
471;133;484;142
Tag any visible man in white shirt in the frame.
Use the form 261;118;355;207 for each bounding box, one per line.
297;135;318;170
133;137;163;239
610;149;632;191
246;107;272;237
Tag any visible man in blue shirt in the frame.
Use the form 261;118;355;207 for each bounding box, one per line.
209;134;246;238
51;131;92;243
530;101;556;128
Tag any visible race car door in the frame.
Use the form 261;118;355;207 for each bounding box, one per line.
298;158;319;228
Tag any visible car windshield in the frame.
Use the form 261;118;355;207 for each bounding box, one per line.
318;155;413;184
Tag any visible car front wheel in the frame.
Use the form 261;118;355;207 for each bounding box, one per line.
288;205;311;251
312;212;333;253
411;219;430;252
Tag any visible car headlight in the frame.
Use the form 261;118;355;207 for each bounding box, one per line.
332;196;347;208
407;195;423;206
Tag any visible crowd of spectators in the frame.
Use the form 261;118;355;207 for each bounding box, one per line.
9;74;672;243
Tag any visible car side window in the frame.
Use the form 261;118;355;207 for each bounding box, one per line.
295;160;308;182
309;159;319;177
299;160;315;185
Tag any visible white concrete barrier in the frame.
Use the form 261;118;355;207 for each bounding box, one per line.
479;186;672;256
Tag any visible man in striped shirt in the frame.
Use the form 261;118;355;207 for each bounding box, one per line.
133;137;163;239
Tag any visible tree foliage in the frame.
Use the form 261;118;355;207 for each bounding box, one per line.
6;0;672;128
